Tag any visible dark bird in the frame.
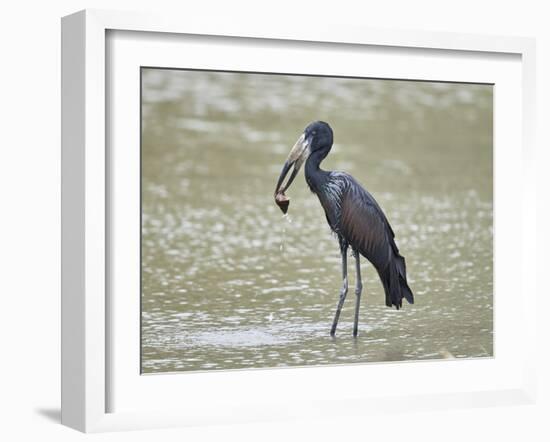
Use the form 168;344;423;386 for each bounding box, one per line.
274;121;414;337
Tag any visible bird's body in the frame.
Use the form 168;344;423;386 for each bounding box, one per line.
309;168;413;310
275;121;414;336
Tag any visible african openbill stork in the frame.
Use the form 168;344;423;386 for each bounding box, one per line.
274;121;414;337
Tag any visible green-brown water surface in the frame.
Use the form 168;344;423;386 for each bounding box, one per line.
141;69;493;373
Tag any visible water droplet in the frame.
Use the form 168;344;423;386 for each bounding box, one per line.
278;213;291;255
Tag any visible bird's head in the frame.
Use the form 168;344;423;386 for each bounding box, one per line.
274;121;333;213
303;120;333;155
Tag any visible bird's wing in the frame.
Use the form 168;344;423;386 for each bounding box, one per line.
337;174;398;269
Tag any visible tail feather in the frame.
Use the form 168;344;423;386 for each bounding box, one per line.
378;253;414;309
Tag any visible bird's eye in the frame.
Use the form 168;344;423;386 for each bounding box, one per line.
312;131;317;135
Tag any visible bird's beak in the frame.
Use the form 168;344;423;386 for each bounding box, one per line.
274;133;311;195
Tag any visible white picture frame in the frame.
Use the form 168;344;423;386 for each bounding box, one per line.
61;9;537;433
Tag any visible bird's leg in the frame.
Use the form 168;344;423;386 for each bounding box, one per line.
352;250;363;337
330;244;348;336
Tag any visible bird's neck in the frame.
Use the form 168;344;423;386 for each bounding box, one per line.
305;148;330;193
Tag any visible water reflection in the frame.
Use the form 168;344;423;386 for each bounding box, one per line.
141;69;493;373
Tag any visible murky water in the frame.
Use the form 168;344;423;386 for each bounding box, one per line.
141;69;493;373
